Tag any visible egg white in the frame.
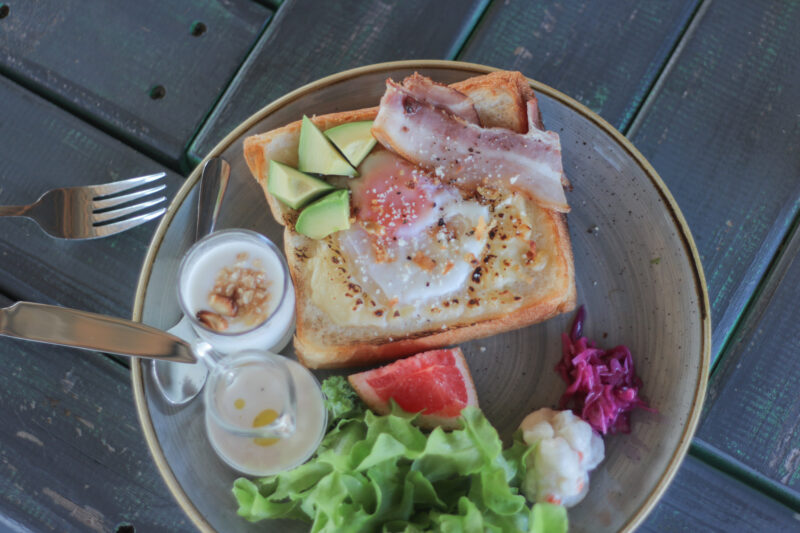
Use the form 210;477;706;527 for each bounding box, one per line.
340;190;490;307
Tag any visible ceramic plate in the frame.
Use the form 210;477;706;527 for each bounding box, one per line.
132;61;710;533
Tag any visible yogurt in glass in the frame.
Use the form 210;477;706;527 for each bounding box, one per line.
177;229;295;354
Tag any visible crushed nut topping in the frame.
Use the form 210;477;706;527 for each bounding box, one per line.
196;310;229;331
197;253;272;331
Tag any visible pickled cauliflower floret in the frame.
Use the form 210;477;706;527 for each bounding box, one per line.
519;407;604;507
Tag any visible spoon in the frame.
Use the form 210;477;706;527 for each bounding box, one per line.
152;157;230;406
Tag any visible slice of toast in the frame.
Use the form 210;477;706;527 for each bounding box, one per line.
244;71;576;369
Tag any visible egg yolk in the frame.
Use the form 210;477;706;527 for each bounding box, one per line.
351;151;435;241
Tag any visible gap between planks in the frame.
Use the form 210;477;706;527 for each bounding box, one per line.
691;439;800;512
450;0;494;61
178;10;275;173
624;0;711;138
0;70;185;178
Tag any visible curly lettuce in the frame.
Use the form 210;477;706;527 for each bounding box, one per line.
321;375;365;427
233;380;567;533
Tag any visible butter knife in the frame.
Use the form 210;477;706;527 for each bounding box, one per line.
0;301;196;363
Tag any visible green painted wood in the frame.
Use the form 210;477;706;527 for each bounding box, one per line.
0;75;183;319
459;0;699;131
0;0;271;168
0;292;193;532
640;455;800;531
626;0;800;363
187;0;490;163
695;218;800;503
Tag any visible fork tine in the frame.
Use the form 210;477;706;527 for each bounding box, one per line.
92;184;167;210
92;196;166;223
88;172;167;197
90;208;166;238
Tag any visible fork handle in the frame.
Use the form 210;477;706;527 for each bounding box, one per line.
0;204;31;217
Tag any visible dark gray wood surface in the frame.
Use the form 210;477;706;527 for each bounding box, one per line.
0;0;272;168
626;0;800;364
0;75;183;317
187;0;491;163
0;292;194;533
697;219;800;504
639;455;800;532
459;0;700;131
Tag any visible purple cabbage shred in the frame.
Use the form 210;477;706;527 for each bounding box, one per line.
556;306;653;434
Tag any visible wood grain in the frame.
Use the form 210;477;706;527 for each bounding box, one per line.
0;75;183;318
640;455;800;531
0;0;271;167
459;0;699;130
696;219;800;503
0;293;194;533
626;0;800;363
187;0;490;163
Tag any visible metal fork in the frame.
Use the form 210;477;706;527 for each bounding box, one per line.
0;172;168;239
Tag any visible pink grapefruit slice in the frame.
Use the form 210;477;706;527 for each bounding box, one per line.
348;348;478;429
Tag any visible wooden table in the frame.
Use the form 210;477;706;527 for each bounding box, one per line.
1;1;798;531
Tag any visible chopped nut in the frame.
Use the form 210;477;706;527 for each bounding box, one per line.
209;294;237;317
208;254;273;329
197;310;228;331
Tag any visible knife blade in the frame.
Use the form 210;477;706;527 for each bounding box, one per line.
0;301;196;363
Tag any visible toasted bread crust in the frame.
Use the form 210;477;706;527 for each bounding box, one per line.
244;71;576;369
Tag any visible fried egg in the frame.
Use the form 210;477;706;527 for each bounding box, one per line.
343;151;490;307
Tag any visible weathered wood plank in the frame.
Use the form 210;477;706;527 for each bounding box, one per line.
695;218;800;501
640;455;800;531
459;0;699;130
0;0;271;168
0;75;183;318
187;0;490;163
0;292;193;532
626;0;800;362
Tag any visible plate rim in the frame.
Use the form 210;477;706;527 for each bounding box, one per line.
131;59;711;533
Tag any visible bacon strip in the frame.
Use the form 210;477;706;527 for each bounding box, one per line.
402;73;481;125
372;79;569;213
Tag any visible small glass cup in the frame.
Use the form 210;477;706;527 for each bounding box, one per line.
201;348;327;476
177;229;296;354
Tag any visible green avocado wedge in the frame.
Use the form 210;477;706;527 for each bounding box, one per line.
295;189;351;239
268;160;334;210
298;116;357;177
324;121;377;167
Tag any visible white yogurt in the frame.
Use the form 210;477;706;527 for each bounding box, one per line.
178;230;295;354
204;354;327;476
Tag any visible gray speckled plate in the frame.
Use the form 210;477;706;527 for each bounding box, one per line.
132;61;710;533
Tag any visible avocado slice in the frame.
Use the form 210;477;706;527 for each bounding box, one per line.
298;116;357;177
268;160;334;209
324;121;377;167
295;189;351;239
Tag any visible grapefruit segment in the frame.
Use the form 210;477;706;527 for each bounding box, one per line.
348;348;478;429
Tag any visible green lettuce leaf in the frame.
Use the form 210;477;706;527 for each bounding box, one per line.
531;502;568;533
321;375;365;426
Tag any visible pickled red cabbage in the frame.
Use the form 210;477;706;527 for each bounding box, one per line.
555;307;652;434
